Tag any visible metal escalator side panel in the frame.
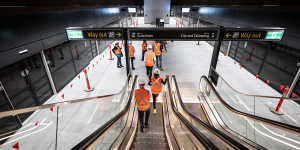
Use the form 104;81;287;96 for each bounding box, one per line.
198;93;266;150
171;75;259;150
112;79;139;150
166;77;219;150
162;89;180;150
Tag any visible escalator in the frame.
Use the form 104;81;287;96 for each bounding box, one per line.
73;75;264;150
196;72;300;150
2;73;297;149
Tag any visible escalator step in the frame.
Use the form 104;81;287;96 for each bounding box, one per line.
134;137;167;144
133;143;168;149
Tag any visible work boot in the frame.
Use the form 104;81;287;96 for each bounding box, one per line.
140;127;144;132
153;108;157;114
144;124;149;128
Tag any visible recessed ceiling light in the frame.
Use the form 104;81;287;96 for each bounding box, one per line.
18;49;28;54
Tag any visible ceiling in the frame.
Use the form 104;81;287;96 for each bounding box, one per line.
0;0;298;16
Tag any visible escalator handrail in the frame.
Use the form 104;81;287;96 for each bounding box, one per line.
210;68;300;101
72;75;137;149
0;75;132;119
171;75;259;150
200;75;300;135
166;77;220;150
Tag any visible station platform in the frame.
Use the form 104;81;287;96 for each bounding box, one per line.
1;17;300;150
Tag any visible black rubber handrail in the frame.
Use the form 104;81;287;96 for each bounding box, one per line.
166;77;219;150
172;75;265;150
71;75;137;150
200;75;300;135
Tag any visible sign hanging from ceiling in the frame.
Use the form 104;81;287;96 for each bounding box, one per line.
66;27;285;41
222;28;284;41
128;28;219;41
66;28;123;40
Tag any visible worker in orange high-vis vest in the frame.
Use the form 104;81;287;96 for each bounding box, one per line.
128;42;135;70
153;40;162;69
135;78;151;132
149;69;168;113
112;42;123;68
145;45;155;80
141;40;147;61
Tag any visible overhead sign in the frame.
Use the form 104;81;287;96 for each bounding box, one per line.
66;27;285;41
128;28;219;41
223;28;284;41
66;28;123;40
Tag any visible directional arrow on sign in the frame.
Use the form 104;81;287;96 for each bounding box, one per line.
116;32;121;37
225;33;232;38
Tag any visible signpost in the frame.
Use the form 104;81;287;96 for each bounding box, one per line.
65;27;285;82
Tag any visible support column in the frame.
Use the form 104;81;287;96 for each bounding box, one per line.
95;40;99;55
41;50;57;94
227;41;232;56
123;29;130;75
209;27;224;78
234;41;240;59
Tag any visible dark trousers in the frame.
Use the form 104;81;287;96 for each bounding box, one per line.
156;55;162;68
117;55;122;67
130;58;135;69
138;109;150;129
152;94;158;109
142;50;146;61
146;66;153;79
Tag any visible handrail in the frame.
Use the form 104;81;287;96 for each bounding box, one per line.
210;68;300;101
200;75;300;135
166;77;219;150
0;75;132;119
72;75;137;149
171;75;258;150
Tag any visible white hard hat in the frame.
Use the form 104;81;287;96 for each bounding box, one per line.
128;42;132;45
138;78;146;85
154;68;160;75
147;45;152;50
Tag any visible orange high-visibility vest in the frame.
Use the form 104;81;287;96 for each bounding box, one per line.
115;47;121;55
151;77;163;94
135;89;150;111
142;42;147;51
129;45;134;57
153;43;161;56
145;50;155;67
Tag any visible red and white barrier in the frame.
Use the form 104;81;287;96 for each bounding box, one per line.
83;69;94;92
108;45;113;60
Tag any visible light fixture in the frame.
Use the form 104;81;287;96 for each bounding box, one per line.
182;8;190;13
128;8;136;13
18;49;28;54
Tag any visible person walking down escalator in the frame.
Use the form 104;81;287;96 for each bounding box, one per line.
135;78;151;132
112;42;123;68
153;40;162;69
128;42;135;70
149;69;168;114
